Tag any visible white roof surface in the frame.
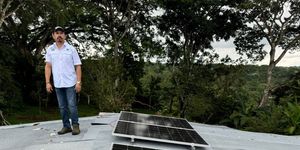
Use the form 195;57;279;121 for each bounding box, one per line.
0;112;300;150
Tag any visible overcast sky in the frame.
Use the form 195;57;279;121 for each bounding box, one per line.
211;3;300;67
212;39;300;67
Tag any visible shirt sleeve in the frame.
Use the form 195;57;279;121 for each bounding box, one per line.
45;47;51;63
72;47;82;65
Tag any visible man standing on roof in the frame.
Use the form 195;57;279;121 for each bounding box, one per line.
45;26;82;135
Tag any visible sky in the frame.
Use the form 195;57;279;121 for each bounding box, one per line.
212;39;300;67
212;2;300;67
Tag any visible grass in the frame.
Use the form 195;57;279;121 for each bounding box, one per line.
5;104;99;125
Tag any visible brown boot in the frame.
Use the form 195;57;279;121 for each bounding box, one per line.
57;127;72;135
72;124;80;135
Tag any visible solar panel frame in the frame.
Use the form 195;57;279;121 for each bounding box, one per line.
119;111;194;130
112;120;210;148
110;143;159;150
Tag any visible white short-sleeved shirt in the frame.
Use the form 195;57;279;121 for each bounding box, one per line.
45;42;81;88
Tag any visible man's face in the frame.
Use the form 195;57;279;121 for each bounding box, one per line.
52;31;66;43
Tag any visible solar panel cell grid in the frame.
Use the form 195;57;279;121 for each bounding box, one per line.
114;121;208;145
114;111;209;148
119;112;193;129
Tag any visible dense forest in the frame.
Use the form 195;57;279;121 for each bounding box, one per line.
1;0;300;135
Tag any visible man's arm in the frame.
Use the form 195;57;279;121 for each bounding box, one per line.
45;63;53;93
75;65;82;93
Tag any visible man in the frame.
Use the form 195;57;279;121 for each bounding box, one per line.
45;26;82;135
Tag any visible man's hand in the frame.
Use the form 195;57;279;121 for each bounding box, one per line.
46;83;53;93
75;83;81;93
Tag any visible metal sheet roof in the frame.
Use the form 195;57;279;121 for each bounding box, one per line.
0;112;299;150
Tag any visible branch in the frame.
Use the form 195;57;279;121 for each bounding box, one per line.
34;30;52;56
275;19;288;46
132;100;155;110
115;0;123;17
258;7;273;41
0;0;4;12
2;0;12;13
102;1;109;21
4;3;22;19
254;19;271;44
108;1;116;42
27;27;50;51
116;0;135;46
70;32;88;52
119;16;133;42
274;49;288;65
272;0;285;28
118;1;128;26
286;34;300;50
275;10;296;45
274;35;300;65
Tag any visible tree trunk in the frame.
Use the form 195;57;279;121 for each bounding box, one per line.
0;109;10;125
168;63;176;114
168;97;173;113
259;61;275;107
179;95;185;117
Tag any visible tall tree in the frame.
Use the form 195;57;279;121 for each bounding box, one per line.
157;0;243;117
234;0;300;107
78;0;158;108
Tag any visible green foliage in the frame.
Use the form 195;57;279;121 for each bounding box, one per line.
156;0;244;117
186;95;213;123
138;63;300;135
0;66;22;109
82;58;136;112
234;27;266;61
272;70;300;105
244;107;286;134
273;71;300;134
284;102;300;134
224;105;287;134
195;64;247;123
139;64;163;108
0;43;22;111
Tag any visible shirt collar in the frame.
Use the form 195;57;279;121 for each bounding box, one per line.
54;41;68;50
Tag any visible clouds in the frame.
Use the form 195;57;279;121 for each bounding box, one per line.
212;39;300;67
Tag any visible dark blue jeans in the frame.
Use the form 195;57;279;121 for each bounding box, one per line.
55;86;79;128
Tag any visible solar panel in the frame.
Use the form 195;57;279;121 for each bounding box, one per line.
114;121;208;146
119;111;193;129
113;111;210;148
111;143;159;150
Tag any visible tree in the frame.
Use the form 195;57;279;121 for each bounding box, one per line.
234;0;300;107
0;1;61;104
0;0;24;125
76;0;159;108
157;0;243;117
